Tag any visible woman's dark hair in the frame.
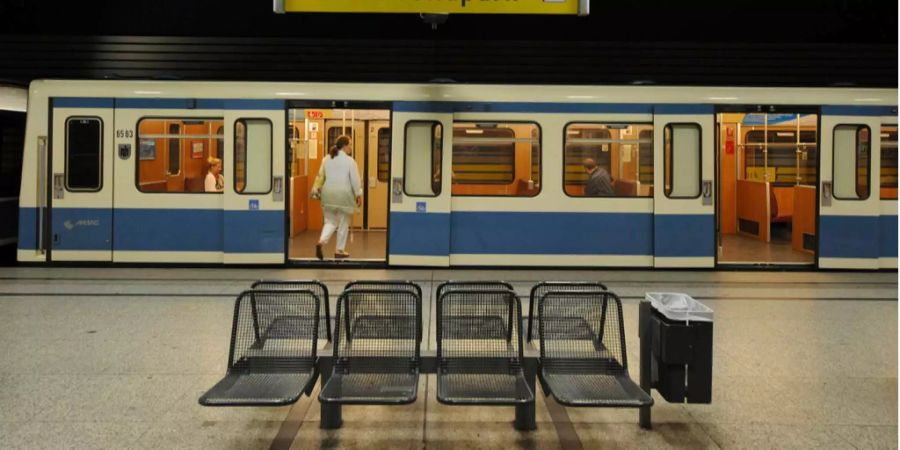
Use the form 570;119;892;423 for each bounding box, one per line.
329;135;351;158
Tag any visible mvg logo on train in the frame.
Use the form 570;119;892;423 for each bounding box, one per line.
63;219;101;230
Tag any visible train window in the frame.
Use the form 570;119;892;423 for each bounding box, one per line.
563;123;653;197
65;117;103;192
833;125;870;200
664;123;701;198
404;121;442;197
234;119;273;194
451;122;541;197
881;126;898;199
136;118;224;193
377;127;390;182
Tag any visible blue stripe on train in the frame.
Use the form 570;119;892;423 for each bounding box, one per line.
392;101;714;115
17;207;39;250
449;211;653;255
879;215;898;258
51;208;113;251
819;215;880;259
821;105;898;116
224;210;284;254
654;214;715;258
52;97;285;110
389;212;450;256
114;208;223;252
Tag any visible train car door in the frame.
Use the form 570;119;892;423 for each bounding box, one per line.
48;99;115;261
388;106;452;266
818;107;886;269
223;101;286;263
653;106;715;268
367;120;390;229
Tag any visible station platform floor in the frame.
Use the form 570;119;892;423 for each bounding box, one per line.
0;267;896;449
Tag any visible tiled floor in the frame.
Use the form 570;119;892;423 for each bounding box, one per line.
0;268;895;449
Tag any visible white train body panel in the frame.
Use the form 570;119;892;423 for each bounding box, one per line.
15;80;898;269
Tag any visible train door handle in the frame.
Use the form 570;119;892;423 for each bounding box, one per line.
822;181;832;207
273;176;284;202
701;180;712;205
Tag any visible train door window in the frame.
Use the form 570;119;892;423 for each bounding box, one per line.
664;123;701;198
564;123;652;197
451;122;541;197
404;121;442;196
880;126;898;199
65;117;103;191
234;119;272;194
327;126;352;151
833;125;870;200
137;118;224;193
377;127;390;182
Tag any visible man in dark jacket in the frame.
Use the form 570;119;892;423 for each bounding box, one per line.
583;158;615;196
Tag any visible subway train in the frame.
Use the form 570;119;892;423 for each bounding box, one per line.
15;80;898;269
1;85;27;261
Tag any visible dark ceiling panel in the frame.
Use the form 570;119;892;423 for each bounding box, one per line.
0;36;895;87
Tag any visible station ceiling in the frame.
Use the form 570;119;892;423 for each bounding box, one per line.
0;0;896;87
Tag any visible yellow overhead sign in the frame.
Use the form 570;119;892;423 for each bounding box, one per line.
277;0;588;15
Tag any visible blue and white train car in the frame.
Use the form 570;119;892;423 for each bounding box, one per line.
15;80;898;269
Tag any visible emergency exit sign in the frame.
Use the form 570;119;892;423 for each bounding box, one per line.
276;0;588;15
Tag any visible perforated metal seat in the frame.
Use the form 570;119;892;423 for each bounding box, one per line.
341;281;423;345
538;291;652;408
435;280;514;301
199;290;321;407
345;280;423;299
436;289;534;405
527;281;607;342
319;289;422;405
252;280;331;341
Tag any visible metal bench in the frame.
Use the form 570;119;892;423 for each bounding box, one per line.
318;288;422;409
527;281;607;342
252;280;331;341
436;289;535;406
199;289;321;407
537;290;653;408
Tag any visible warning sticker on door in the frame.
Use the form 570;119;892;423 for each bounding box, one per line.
249;199;259;210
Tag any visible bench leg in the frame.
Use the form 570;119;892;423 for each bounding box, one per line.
515;358;537;431
318;356;343;430
321;403;343;429
639;301;653;430
515;402;536;431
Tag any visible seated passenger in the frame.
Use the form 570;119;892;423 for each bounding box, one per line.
205;157;224;193
583;158;614;197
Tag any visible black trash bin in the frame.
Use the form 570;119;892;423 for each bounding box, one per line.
638;293;713;428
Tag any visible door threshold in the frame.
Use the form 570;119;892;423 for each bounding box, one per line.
287;257;387;268
717;261;816;270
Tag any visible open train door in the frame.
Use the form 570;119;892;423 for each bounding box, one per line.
388;104;452;266
818;106;886;269
223;100;286;264
48;98;115;262
653;105;716;268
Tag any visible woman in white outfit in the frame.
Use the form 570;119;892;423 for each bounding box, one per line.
314;135;361;259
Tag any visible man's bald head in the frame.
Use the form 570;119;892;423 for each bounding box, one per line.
583;158;597;171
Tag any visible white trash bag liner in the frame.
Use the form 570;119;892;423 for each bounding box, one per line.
645;292;713;323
